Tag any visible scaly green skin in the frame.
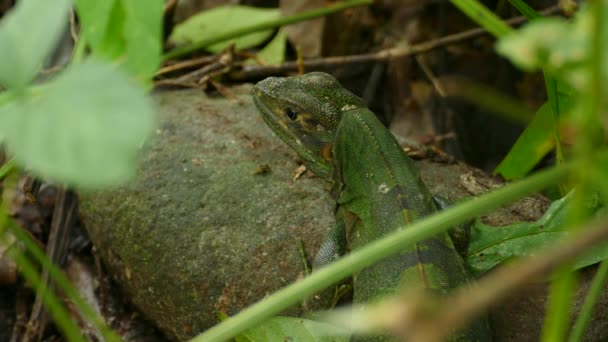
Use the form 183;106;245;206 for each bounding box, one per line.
253;72;490;341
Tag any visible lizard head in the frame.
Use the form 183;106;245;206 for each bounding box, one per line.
253;72;365;180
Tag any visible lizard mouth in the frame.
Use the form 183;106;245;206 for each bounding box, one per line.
252;84;332;180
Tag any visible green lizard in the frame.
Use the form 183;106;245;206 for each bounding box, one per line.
253;72;491;341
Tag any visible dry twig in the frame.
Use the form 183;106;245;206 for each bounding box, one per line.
229;5;561;80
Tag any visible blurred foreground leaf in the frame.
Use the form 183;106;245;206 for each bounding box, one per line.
0;0;70;89
0;58;156;189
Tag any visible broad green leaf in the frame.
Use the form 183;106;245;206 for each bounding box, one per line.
255;29;286;65
73;0;119;53
0;0;70;89
170;5;280;53
495;83;573;180
122;0;164;80
1;58;156;189
495;7;607;179
465;192;608;276
74;0;163;80
494;102;555;179
237;316;349;342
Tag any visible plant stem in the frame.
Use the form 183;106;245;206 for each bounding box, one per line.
9;222;121;342
192;162;573;342
507;0;541;19
0;207;85;342
0;89;17;106
0;160;15;180
449;0;513;37
6;244;86;342
569;259;608;342
163;0;373;60
510;0;566;174
542;268;577;342
545;76;565;171
543;3;607;340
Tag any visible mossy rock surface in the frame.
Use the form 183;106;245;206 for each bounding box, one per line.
81;85;606;341
81;85;334;340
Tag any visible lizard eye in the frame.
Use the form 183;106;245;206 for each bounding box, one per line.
284;107;298;121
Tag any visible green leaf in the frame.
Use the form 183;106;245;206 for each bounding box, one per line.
449;0;512;38
0;0;70;89
73;0;120;54
169;5;280;53
74;0;163;81
507;0;541;19
465;192;608;276
494;86;573;180
494;102;554;179
0;58;156;189
122;0;164;80
237;317;349;342
496;17;581;70
254;29;286;65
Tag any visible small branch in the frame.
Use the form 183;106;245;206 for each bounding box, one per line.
155;55;219;77
23;189;77;342
229;5;561;80
155;46;235;88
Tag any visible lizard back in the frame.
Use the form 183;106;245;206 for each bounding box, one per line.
333;108;471;302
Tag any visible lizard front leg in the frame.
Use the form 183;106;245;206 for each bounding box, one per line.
433;195;471;256
313;218;347;269
305;213;353;310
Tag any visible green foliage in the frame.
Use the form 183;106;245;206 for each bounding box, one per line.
0;59;156;189
0;0;161;189
170;5;280;53
254;29;287;65
74;0;164;81
497;13;591;90
0;0;161;340
3;238;86;341
569;259;608;342
494;97;572;180
494;4;608;342
163;0;372;61
196;3;608;342
194;163;572;341
449;0;512;37
2;217;121;341
236;316;349;342
494;7;607;180
466;192;608;276
507;0;541;19
2;0;606;341
0;0;70;89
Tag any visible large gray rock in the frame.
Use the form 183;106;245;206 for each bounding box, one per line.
80;86;334;340
80;85;606;341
